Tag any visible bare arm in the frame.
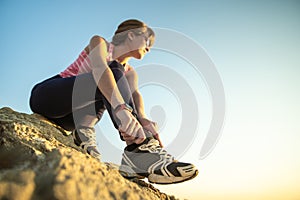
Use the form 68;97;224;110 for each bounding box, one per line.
133;91;147;119
126;68;163;146
88;36;145;143
89;35;125;108
125;68;147;119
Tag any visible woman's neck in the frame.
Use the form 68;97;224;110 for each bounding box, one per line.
112;43;131;65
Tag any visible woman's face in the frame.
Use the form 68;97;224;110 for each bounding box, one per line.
128;31;152;60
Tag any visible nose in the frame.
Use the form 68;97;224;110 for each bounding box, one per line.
145;47;150;52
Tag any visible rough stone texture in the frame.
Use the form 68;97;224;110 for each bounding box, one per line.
0;107;178;200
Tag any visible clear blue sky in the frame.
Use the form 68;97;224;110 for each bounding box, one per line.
1;1;300;199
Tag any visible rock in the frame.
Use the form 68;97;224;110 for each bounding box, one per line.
0;107;178;200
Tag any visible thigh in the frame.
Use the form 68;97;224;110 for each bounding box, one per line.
30;75;74;117
30;73;103;118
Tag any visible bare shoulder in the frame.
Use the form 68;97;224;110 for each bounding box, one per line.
85;35;109;54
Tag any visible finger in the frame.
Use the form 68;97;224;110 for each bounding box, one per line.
117;112;131;132
121;131;135;139
153;122;159;130
130;121;142;139
153;133;163;147
124;135;134;141
124;119;137;136
120;131;130;137
145;123;158;134
118;122;130;133
134;127;146;144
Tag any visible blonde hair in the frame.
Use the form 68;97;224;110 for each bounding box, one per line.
112;19;155;47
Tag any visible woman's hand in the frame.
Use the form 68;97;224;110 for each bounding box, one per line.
116;110;146;144
138;117;163;147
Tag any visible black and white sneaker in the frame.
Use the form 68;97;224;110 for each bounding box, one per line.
72;127;101;161
120;138;198;184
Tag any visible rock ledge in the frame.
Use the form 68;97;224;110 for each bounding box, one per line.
0;107;177;200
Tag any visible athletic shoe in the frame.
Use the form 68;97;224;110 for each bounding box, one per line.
120;138;198;184
72;126;101;161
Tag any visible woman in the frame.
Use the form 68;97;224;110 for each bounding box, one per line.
29;19;198;184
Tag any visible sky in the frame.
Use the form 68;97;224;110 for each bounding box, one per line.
1;1;300;199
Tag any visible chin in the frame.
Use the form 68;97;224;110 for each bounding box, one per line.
132;49;146;60
134;53;144;60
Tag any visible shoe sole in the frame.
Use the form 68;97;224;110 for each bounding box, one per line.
119;165;146;179
120;165;198;184
148;169;198;184
73;133;101;161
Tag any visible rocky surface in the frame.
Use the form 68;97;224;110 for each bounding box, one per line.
0;107;178;200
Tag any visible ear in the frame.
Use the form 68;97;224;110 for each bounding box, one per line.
128;31;135;41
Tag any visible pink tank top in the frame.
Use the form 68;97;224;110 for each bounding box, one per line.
60;43;115;78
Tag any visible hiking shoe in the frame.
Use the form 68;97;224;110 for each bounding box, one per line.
72;127;101;161
120;138;198;184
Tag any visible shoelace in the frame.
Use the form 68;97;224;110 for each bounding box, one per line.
78;128;97;147
142;139;174;161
